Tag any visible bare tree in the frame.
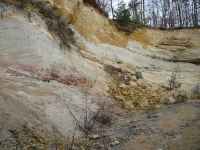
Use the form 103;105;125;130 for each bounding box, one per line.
111;0;114;19
1;1;4;20
143;0;145;23
156;0;159;25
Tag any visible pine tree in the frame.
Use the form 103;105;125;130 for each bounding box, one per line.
114;2;131;25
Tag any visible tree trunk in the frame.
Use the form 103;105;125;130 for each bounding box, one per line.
168;0;170;16
141;0;142;22
111;0;114;19
156;0;159;26
143;0;145;24
193;0;198;26
185;0;188;27
103;0;105;12
134;0;137;19
177;1;182;27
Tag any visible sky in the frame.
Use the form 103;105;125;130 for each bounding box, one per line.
113;0;130;8
109;0;130;18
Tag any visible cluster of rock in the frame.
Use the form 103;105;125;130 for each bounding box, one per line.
1;124;68;150
107;78;187;111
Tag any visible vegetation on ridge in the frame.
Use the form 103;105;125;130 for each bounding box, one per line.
83;0;200;30
8;0;76;48
114;2;131;25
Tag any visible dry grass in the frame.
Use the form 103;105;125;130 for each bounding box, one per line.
83;0;108;18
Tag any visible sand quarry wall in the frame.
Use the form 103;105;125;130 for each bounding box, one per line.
0;0;200;140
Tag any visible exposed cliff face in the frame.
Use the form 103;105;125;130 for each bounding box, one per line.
0;0;200;145
0;1;103;139
78;6;200;86
52;0;200;87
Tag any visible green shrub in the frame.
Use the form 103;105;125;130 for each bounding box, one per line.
114;2;131;25
133;17;147;28
135;71;143;79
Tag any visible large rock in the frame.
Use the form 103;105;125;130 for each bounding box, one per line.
136;79;148;89
136;79;144;86
111;141;120;146
157;89;163;94
114;95;126;101
168;96;176;103
138;97;149;107
119;83;127;89
122;90;130;96
125;101;135;110
92;77;109;95
160;93;176;104
129;81;137;87
131;76;137;81
151;84;160;92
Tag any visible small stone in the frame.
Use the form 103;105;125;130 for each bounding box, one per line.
74;141;82;147
125;101;134;110
81;146;86;150
146;87;151;91
32;145;37;149
141;89;146;93
119;83;127;88
151;84;160;92
158;89;163;94
131;76;137;81
111;141;120;146
136;79;143;86
151;92;158;97
126;96;132;101
168;96;176;103
90;134;100;139
106;90;112;95
114;95;125;101
138;97;149;107
160;94;175;104
122;90;129;96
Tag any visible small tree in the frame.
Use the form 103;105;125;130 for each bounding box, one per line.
114;2;131;25
168;65;182;90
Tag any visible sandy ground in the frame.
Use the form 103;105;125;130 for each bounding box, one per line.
0;73;200;149
109;101;200;150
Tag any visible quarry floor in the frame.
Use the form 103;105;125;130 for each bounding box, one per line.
111;101;200;150
0;76;200;149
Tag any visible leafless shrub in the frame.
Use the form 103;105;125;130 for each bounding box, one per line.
167;64;182;90
27;10;32;22
174;94;188;103
52;126;60;150
64;91;115;149
192;83;200;99
1;11;3;19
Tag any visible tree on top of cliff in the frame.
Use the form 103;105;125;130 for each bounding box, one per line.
114;2;131;25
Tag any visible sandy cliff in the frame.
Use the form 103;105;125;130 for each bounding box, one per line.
0;0;200;148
